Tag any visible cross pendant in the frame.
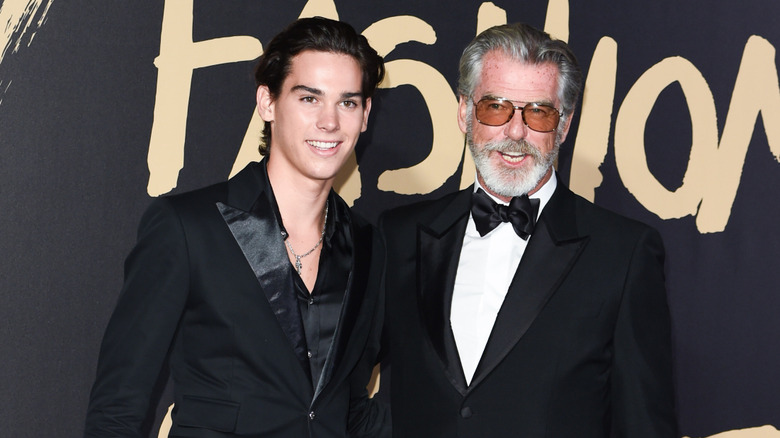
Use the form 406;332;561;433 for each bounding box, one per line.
294;257;303;275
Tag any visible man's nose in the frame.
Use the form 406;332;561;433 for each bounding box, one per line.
317;106;339;131
503;108;528;141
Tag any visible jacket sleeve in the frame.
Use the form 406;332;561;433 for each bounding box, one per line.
347;221;391;438
347;364;391;438
84;198;190;437
611;226;678;437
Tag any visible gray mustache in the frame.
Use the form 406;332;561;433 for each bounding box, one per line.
482;139;541;158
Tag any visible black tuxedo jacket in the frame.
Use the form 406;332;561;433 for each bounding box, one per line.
380;182;676;437
85;161;385;438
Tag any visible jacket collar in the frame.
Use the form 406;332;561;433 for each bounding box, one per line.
470;183;588;388
219;160;374;403
417;183;589;393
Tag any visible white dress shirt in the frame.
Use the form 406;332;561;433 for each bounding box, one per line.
450;173;557;384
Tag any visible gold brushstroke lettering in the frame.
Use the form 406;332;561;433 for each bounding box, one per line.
615;37;780;233
149;0;778;234
544;0;569;42
148;0;262;196
0;0;53;62
569;37;618;201
367;16;464;195
683;425;780;438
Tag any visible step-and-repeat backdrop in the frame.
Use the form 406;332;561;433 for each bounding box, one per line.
1;1;778;436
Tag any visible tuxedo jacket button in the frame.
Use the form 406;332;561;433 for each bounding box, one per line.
460;406;472;418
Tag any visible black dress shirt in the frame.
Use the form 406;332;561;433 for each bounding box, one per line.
284;198;352;390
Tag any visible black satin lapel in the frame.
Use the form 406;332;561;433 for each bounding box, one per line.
469;217;588;389
216;200;309;372
418;216;470;395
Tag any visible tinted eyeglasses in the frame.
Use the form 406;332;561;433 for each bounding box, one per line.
474;97;562;133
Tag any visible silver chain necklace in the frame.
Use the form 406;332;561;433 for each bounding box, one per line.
284;202;328;275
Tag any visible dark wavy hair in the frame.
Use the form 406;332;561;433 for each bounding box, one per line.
253;17;385;155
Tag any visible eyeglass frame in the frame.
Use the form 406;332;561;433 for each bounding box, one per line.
472;97;563;133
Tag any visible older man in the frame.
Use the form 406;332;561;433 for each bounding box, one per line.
380;23;676;437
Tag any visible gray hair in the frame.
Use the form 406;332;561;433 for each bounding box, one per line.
457;23;582;119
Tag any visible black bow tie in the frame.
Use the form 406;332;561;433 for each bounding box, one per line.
471;188;539;240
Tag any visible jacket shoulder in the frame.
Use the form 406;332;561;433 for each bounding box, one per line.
379;189;468;229
563;187;660;240
151;161;266;217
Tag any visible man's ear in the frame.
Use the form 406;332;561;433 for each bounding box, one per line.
457;95;469;134
256;85;274;122
558;109;575;144
361;97;372;133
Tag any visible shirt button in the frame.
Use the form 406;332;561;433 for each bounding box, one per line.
460;406;472;418
308;297;315;305
308;411;316;420
307;350;313;358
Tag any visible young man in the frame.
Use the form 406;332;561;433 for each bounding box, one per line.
85;17;387;437
380;23;677;437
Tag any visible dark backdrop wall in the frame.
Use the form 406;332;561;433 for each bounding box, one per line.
1;1;778;437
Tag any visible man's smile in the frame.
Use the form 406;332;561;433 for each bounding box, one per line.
498;151;529;164
307;140;340;150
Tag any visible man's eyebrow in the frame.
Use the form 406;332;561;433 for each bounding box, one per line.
482;94;556;106
291;85;362;100
291;85;322;95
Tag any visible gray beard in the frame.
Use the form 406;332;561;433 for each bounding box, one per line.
467;128;559;198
